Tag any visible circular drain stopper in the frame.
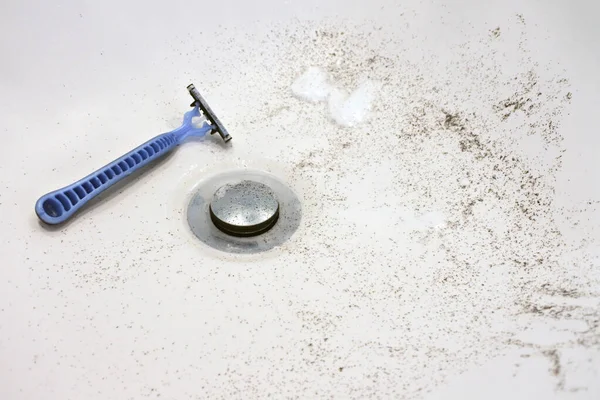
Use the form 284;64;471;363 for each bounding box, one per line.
209;181;279;237
186;169;302;254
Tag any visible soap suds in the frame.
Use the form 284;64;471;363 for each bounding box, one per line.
291;66;380;127
328;80;380;127
290;67;331;103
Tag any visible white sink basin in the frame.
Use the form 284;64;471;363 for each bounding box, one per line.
2;0;599;398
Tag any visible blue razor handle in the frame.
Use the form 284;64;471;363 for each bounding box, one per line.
35;85;230;225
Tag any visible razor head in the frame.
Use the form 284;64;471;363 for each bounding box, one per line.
187;84;232;143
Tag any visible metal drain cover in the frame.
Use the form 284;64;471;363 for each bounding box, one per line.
186;170;302;254
209;181;279;237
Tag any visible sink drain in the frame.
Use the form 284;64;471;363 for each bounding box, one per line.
186;170;301;254
209;181;280;237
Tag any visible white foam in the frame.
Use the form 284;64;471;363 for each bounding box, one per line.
327;80;380;127
290;67;331;103
291;67;380;127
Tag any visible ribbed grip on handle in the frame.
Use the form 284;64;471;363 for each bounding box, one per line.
35;132;177;225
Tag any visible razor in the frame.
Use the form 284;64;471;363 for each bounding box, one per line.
35;84;231;225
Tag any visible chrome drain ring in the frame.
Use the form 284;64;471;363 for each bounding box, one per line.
186;170;302;254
